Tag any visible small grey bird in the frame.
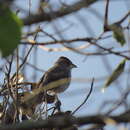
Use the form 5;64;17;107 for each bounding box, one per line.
4;57;77;123
39;56;77;93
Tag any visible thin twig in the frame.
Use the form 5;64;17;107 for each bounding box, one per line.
21;37;92;45
116;11;130;25
41;29;57;42
104;0;109;31
15;47;19;122
6;56;15;101
90;41;130;60
11;45;34;81
72;78;94;115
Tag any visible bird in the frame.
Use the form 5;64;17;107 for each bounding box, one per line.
4;57;77;123
38;56;77;94
24;56;77;106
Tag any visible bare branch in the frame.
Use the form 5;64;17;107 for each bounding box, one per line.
22;0;98;25
0;111;130;130
72;78;94;115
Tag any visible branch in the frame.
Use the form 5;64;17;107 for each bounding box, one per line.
22;0;98;25
116;11;130;25
21;37;92;45
0;111;130;130
90;41;130;60
21;38;130;60
104;0;109;31
72;78;94;115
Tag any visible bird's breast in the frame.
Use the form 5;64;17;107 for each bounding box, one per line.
50;77;71;93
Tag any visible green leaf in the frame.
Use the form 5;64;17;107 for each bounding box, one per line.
0;5;22;57
102;59;126;91
110;24;126;46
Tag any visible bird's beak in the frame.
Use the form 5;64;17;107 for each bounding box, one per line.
71;63;77;68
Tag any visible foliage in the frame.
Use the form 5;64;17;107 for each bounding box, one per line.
103;59;126;90
110;23;126;46
0;4;22;57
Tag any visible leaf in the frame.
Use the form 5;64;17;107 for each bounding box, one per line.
102;59;126;90
0;4;22;57
110;23;126;46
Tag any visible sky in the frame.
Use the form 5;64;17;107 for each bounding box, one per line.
6;0;130;129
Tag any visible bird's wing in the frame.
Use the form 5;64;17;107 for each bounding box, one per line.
40;66;70;88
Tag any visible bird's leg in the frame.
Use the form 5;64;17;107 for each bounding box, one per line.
55;95;61;112
44;90;48;118
51;95;61;115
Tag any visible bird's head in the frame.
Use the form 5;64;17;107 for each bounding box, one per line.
55;56;77;69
